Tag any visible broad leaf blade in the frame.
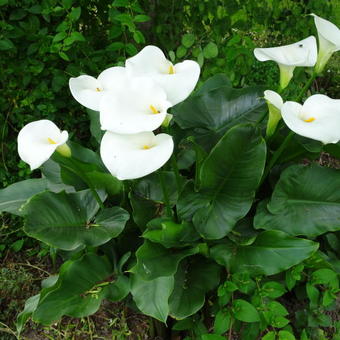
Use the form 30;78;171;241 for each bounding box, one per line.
192;124;266;239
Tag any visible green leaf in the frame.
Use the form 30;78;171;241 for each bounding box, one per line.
104;275;130;302
190;124;266;239
182;33;195;48
202;335;226;340
195;74;231;95
262;331;276;340
262;281;286;299
0;38;15;50
210;231;318;275
69;7;81;21
11;239;24;252
16;294;40;334
177;45;187;58
254;165;340;237
214;309;231;334
32;253;112;325
131;274;174;323
232;299;260;322
24;190;129;250
172;78;265;149
169;258;221;319
59;51;70;61
134;14;150;22
143;218;200;248
52;32;67;43
278;330;296;340
0;178;49;216
131;241;198;280
62;0;72;9
203;42;218;59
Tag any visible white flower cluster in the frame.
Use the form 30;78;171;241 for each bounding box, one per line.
256;14;340;143
17;46;200;179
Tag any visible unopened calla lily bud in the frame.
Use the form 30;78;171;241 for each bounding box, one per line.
281;94;340;144
264;90;284;137
254;36;317;90
18;120;70;170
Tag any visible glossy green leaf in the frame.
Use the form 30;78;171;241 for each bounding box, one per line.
182;33;195;48
172;78;265;149
131;274;174;323
16;294;40;334
169;258;221;319
232;299;260;322
210;231;318;275
203;42;218;59
24;190;129;250
254;165;340;237
202;335;225;340
104;275;130;302
143;218;200;248
190;124;266;239
32;253;113;325
131;240;198;280
0;178;48;216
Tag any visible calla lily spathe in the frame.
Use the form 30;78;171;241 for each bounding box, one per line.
69;67;128;111
100;131;174;180
18;120;69;170
311;14;340;74
264;90;284;137
281;94;340;144
125;45;200;105
100;77;172;134
254;36;317;89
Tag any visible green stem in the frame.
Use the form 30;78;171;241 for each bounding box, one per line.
158;171;172;217
170;153;182;194
295;71;317;102
261;131;294;184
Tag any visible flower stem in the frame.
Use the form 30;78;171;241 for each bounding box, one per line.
158;171;172;217
295;71;317;102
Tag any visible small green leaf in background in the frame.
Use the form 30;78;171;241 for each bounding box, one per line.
182;33;195;48
214;309;231;334
202;334;226;340
10;239;24;252
262;281;286;299
69;7;81;21
203;42;218;58
0;38;15;50
133;14;150;22
232;299;260;322
177;45;187;58
262;331;276;340
278;330;296;340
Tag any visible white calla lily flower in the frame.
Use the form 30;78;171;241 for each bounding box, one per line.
18;120;69;170
264;90;284;137
254;36;317;89
100;77;172;134
311;14;340;74
281;94;340;144
69;67;128;111
125;45;200;105
100;131;174;180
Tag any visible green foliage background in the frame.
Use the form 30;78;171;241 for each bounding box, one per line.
0;0;339;187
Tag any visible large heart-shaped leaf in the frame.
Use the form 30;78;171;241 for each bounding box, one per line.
172;77;265;149
210;230;318;275
23;190;129;250
131;274;174;323
254;165;340;237
181;124;266;239
169;257;221;319
32;253;113;325
130;240;198;280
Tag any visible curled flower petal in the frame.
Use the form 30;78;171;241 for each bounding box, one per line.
125;45;200;105
281;94;340;144
69;67;128;111
264;90;283;110
18;120;68;170
311;14;340;73
100;77;172;134
254;36;317;66
100;131;174;180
